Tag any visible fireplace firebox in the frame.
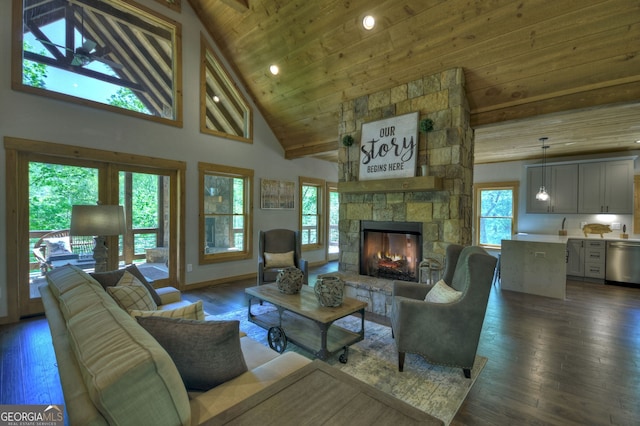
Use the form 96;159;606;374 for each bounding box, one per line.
360;221;422;282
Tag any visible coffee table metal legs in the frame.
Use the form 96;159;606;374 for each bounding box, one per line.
247;293;365;363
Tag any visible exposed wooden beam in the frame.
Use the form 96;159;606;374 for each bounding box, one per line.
285;141;338;159
219;0;249;13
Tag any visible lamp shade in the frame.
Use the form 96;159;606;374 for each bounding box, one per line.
70;205;125;236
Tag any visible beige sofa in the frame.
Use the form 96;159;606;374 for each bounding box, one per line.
39;265;311;425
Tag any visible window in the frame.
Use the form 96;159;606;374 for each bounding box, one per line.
474;182;519;247
14;0;182;126
200;34;252;142
299;177;324;249
199;163;253;263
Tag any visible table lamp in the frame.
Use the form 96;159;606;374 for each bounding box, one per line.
70;205;125;272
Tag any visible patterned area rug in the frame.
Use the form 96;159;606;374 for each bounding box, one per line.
215;305;486;425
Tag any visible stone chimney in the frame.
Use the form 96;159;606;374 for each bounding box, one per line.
337;68;474;275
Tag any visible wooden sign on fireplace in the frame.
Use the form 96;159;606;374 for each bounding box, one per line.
358;112;419;181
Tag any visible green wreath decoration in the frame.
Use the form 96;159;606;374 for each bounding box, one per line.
420;118;434;133
342;134;354;147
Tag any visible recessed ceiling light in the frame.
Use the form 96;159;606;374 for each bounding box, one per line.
269;64;279;75
213;95;220;103
362;15;375;30
635;139;640;144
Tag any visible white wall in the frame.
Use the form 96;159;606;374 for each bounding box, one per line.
474;151;639;239
0;0;337;319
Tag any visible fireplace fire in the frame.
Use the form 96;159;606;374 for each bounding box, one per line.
360;221;422;282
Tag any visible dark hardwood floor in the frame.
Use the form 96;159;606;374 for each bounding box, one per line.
2;262;639;425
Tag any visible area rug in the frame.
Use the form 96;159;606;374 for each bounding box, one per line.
215;305;486;425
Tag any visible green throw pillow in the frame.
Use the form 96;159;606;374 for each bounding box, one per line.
136;316;248;391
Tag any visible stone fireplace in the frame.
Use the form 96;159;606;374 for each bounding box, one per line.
360;220;422;282
332;68;474;316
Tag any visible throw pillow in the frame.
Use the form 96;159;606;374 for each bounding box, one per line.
45;237;73;257
91;264;162;306
424;279;463;303
264;251;295;268
136;316;248;391
130;300;205;320
90;269;123;289
107;271;157;312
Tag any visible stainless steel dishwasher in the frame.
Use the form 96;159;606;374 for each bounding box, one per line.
606;241;640;285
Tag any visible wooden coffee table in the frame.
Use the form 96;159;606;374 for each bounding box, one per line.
245;283;367;362
204;360;443;425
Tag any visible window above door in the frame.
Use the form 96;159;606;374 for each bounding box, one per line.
14;0;183;126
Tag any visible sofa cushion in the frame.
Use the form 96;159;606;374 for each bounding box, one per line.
91;264;162;306
67;303;191;425
189;352;311;423
130;300;205;320
46;266;191;426
47;264;99;299
107;271;157;311
424;279;462;303
137;317;248;391
45;237;72;256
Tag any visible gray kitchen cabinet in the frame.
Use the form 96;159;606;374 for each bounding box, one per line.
566;239;584;277
527;164;578;213
578;160;633;214
567;239;606;281
583;240;606;279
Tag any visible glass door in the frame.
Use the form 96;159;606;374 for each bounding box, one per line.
118;169;172;284
24;157;100;316
7;139;184;320
327;183;339;261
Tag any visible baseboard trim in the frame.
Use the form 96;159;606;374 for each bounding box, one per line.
181;260;334;290
184;272;257;290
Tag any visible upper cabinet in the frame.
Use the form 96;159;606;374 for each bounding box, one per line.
578;160;633;214
527;164;578;213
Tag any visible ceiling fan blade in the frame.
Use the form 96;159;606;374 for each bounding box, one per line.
36;38;73;53
81;39;97;52
92;55;124;70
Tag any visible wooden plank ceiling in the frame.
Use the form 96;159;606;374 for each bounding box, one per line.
187;0;640;164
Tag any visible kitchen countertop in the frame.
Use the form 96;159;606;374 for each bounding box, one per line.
507;234;640;244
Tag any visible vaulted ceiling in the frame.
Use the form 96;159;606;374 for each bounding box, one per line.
187;0;639;164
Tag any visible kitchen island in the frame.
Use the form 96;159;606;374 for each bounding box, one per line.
501;234;569;299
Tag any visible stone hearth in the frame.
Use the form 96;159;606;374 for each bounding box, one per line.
320;272;394;317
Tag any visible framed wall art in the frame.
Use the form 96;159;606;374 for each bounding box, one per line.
358;111;419;181
260;179;295;209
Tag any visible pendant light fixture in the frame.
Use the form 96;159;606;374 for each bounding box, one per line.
535;137;550;201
